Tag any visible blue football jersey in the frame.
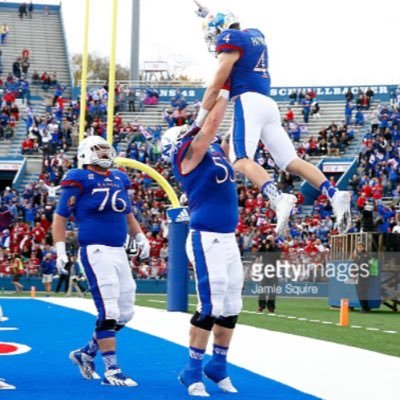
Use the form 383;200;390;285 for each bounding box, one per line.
172;138;238;233
55;168;132;247
216;28;270;98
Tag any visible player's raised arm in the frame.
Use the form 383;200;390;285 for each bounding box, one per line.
181;94;228;174
200;52;239;112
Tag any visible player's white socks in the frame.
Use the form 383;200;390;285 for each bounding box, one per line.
261;180;281;208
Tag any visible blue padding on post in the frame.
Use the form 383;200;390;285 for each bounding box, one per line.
166;207;189;312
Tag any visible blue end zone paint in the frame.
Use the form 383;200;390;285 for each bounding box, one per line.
0;299;319;400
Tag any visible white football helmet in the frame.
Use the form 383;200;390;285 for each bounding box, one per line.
78;135;116;169
161;125;189;162
203;11;240;53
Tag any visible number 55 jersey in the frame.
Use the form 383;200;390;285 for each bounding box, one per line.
172;137;238;234
55;168;132;247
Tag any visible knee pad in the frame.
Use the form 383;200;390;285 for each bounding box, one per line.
190;311;216;331
115;323;125;332
95;318;117;332
214;315;238;329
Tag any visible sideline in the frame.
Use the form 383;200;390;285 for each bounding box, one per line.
40;297;400;400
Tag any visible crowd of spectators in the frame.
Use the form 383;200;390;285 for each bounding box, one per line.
2;76;400;288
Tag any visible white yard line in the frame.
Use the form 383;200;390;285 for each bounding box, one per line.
148;299;399;335
40;297;400;400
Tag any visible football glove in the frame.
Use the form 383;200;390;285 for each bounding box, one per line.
55;242;68;274
135;232;150;260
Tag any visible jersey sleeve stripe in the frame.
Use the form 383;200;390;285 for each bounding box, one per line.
61;179;83;193
216;44;243;57
177;140;193;176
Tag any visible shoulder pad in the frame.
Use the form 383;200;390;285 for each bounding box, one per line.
172;137;193;167
60;169;88;191
216;29;244;54
110;169;131;189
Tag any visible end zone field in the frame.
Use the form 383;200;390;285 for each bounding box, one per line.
1;295;399;399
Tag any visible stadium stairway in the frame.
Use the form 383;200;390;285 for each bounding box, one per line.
14;172;40;192
0;3;72;88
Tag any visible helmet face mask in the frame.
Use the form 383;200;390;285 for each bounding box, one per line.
78;136;116;169
203;11;239;54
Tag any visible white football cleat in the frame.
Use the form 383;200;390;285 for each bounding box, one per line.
274;193;297;236
214;376;238;393
0;379;15;390
69;350;100;380
102;368;138;387
187;382;210;397
331;191;352;234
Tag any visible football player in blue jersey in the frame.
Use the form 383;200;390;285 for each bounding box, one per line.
162;94;242;397
192;10;351;236
52;135;150;387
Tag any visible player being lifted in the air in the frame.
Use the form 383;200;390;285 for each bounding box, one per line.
52;135;150;387
191;7;351;236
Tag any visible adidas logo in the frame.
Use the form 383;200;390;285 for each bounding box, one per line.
104;178;112;182
176;208;189;223
213;238;219;244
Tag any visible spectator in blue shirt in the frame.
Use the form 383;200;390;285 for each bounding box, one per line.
40;253;55;296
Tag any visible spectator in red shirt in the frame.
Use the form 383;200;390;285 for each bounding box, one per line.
359;183;372;198
245;194;256;211
21;137;34;154
356;193;367;210
285;107;294;123
32;222;46;243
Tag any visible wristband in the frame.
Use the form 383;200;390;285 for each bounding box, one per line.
218;89;230;100
195;107;209;126
55;241;67;256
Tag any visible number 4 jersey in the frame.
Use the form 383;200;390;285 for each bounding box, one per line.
172;138;238;233
55;168;132;247
216;28;270;98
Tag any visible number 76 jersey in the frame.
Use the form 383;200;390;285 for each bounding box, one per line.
55;168;132;247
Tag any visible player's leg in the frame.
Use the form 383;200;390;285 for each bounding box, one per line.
229;92;272;187
70;245;121;382
230;92;296;235
204;235;242;393
285;158;352;233
181;231;229;397
103;248;138;386
260;96;351;234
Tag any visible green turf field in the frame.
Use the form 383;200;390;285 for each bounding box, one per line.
2;292;398;357
135;294;400;358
